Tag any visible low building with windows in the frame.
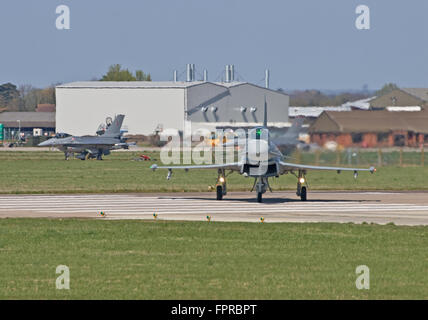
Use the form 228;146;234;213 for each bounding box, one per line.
36;104;56;112
0;112;56;139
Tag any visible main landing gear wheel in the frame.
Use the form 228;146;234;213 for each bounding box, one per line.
216;185;223;200
257;192;263;203
300;186;307;201
96;149;103;160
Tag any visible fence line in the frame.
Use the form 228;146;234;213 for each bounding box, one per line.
293;148;427;167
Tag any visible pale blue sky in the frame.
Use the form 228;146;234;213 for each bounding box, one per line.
0;0;427;90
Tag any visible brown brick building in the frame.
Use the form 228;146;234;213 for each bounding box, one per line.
36;104;55;112
309;109;428;148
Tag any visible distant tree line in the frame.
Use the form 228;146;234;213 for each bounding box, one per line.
101;64;151;81
0;64;151;111
374;83;399;96
287;89;372;106
0;83;55;112
284;83;398;106
2;67;396;111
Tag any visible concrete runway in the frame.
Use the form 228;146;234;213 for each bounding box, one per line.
1;191;428;225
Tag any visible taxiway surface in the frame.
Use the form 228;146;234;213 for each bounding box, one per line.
1;192;428;225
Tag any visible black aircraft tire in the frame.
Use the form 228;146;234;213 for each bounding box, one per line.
216;186;223;200
257;192;262;203
301;186;307;201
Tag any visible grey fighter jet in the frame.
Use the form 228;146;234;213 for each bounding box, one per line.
39;114;132;160
150;103;375;202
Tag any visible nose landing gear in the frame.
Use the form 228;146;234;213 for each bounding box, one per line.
251;177;272;203
216;169;227;200
296;170;307;201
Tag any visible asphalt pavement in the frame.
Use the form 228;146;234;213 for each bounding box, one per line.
1;191;428;225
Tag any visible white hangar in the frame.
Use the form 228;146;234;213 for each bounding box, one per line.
55;80;289;135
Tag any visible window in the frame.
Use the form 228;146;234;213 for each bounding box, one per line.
352;133;363;143
394;134;406;147
377;133;389;142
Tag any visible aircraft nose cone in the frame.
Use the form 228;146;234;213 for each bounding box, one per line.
247;139;269;164
38;139;54;147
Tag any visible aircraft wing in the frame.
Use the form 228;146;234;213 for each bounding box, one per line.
69;137;118;145
150;163;241;171
279;161;376;173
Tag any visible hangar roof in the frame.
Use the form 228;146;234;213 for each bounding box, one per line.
289;106;352;118
57;81;246;89
57;81;205;89
56;81;288;96
0;112;55;128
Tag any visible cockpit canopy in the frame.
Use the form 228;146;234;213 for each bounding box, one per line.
248;127;269;140
54;132;71;139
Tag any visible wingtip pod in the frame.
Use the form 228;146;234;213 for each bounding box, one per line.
150;164;158;171
370;166;376;174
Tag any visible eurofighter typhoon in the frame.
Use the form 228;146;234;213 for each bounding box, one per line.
151;103;375;202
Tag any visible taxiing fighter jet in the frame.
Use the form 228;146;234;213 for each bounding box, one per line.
39;114;132;160
150;103;375;202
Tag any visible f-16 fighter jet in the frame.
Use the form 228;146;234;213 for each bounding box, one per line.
39;114;132;160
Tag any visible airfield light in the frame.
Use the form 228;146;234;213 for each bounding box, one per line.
153;213;158;220
299;177;305;184
99;211;105;217
219;176;225;183
260;217;265;223
206;215;211;222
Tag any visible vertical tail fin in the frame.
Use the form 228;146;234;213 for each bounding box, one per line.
103;114;125;137
263;97;267;127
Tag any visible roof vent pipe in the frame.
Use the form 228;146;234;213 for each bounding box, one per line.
173;70;178;82
186;64;192;82
265;69;270;88
225;65;230;83
192;64;196;82
230;65;235;82
203;69;208;82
